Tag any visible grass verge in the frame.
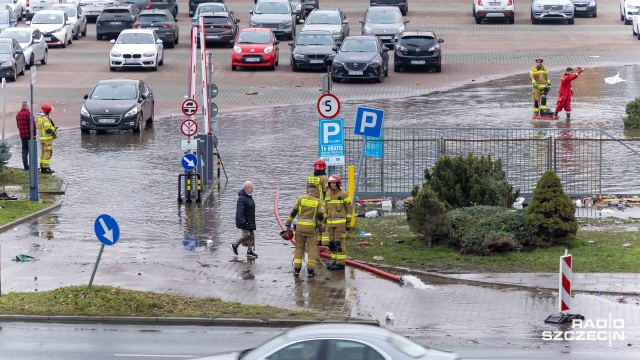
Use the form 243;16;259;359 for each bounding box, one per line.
2;167;63;193
0;167;62;226
0;200;51;225
0;286;320;320
349;216;640;273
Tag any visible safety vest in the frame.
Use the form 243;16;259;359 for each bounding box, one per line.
307;174;328;200
530;65;550;87
38;115;54;141
286;194;324;234
324;188;352;226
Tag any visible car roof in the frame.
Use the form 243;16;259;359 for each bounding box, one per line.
298;30;333;35
2;27;32;32
401;31;436;37
367;6;401;11
239;27;272;33
257;0;290;3
104;4;135;9
34;10;66;15
120;28;156;34
344;35;378;41
97;78;140;85
200;11;230;17
284;324;390;341
309;9;341;14
140;9;171;14
51;4;76;8
197;2;227;7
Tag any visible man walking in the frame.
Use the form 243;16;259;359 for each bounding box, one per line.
555;67;584;120
324;174;352;271
16;101;35;170
285;185;324;277
231;181;258;259
38;104;56;174
530;57;552;116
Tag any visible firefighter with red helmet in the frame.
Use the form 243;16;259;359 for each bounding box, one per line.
307;158;329;248
530;57;552;116
38;104;56;174
324;174;352;271
285;185;324;277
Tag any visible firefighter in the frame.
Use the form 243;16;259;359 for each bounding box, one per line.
38;104;57;174
530;57;552;116
308;158;329;249
324;174;352;271
285;185;324;277
555;67;584;120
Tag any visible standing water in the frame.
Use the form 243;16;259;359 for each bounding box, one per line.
401;275;436;291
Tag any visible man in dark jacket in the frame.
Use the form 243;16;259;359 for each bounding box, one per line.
231;181;258;258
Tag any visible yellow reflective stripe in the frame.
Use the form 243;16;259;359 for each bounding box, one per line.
331;254;337;259
293;259;303;264
301;199;318;207
308;260;316;265
337;255;347;260
297;221;316;226
327;200;342;204
327;219;346;224
344;197;351;203
341;234;346;238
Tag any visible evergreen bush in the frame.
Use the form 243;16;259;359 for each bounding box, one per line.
623;97;640;129
406;186;451;247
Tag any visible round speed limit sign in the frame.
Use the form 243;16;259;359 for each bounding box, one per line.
317;93;341;119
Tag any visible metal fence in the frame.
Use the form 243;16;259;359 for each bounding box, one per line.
334;127;640;200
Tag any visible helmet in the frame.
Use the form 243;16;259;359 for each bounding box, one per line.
41;104;53;115
313;158;326;171
535;57;543;63
328;174;341;187
280;229;294;241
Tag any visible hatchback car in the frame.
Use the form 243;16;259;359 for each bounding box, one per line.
531;0;575;24
80;78;154;133
0;27;48;66
0;8;17;31
96;4;140;40
196;11;238;47
193;324;460;360
191;2;229;26
0;0;23;20
621;0;640;24
473;0;515;24
0;38;25;81
289;30;336;71
231;27;279;71
146;0;178;20
50;3;88;39
109;28;164;71
571;0;596;17
301;9;349;43
28;10;73;47
371;0;408;15
189;0;222;17
394;30;443;72
134;9;178;47
79;0;118;22
250;0;296;40
331;35;389;83
360;6;408;48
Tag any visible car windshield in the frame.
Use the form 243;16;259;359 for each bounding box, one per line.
254;2;290;15
150;0;170;2
91;84;137;100
401;36;436;47
203;16;228;25
139;14;168;22
296;33;333;46
341;39;377;52
0;31;30;43
51;7;77;18
306;13;340;25
196;5;226;15
388;333;428;357
31;13;63;24
0;12;8;23
0;43;12;54
117;32;154;44
103;9;133;15
237;31;270;44
365;9;402;24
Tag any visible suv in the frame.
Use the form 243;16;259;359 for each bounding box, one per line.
189;0;222;17
301;9;349;42
134;9;178;47
531;0;575;24
250;0;296;40
393;30;443;73
96;4;140;40
621;0;639;25
196;11;238;47
360;6;408;48
147;0;178;20
370;0;407;15
473;0;515;24
79;0;119;22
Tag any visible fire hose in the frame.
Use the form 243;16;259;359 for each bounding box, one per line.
273;180;403;284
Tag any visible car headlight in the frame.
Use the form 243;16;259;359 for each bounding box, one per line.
332;29;340;35
564;4;572;8
363;26;373;35
233;46;242;53
333;60;343;67
396;26;405;34
294;3;301;11
0;61;11;67
428;45;441;52
589;1;595;6
369;58;381;65
124;107;138;117
80;105;90;117
264;46;273;53
110;51;121;57
143;51;156;57
283;19;292;25
293;53;305;59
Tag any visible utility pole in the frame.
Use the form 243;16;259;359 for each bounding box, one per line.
29;66;38;201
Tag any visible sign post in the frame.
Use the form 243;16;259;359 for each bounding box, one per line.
29;66;38;201
88;214;120;289
351;107;384;210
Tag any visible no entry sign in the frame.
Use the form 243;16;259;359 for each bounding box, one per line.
182;99;198;116
181;119;198;137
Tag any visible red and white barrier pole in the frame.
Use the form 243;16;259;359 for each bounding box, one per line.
559;249;572;313
198;16;209;135
189;24;197;102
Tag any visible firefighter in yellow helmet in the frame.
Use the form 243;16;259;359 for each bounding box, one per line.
38;104;57;174
324;174;352;270
307;158;329;249
285;185;325;277
530;57;552;116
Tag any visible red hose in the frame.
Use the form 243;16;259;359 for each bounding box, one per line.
273;180;402;284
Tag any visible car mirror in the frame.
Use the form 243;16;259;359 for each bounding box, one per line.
274;40;280;45
335;41;342;47
438;38;444;43
358;19;364;24
288;42;294;46
110;39;116;44
249;10;253;14
140;94;147;100
342;19;348;24
156;39;163;44
229;39;235;45
83;94;89;100
229;10;234;14
235;19;240;23
382;48;389;52
25;21;30;25
332;46;338;51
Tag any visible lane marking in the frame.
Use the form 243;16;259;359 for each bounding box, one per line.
114;355;194;358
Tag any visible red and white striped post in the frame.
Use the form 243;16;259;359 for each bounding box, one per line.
559;249;572;313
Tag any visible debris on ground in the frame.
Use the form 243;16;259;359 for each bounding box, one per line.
12;254;34;262
622;243;632;248
357;241;371;246
360;232;373;237
197;261;211;267
373;256;384;261
245;91;259;95
604;72;626;85
385;312;394;321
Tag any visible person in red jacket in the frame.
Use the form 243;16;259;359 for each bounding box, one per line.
554;67;584;120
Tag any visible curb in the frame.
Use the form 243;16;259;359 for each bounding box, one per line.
0;198;62;235
0;315;380;327
40;179;67;195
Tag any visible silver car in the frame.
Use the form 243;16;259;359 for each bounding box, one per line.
79;0;117;21
194;324;460;360
531;0;575;24
50;3;87;39
360;6;408;48
301;9;350;42
0;27;48;66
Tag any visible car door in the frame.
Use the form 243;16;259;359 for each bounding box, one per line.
12;39;24;68
77;5;87;33
141;81;153;116
10;11;16;27
378;39;388;67
262;340;324;360
325;339;388;360
154;31;163;60
32;29;43;59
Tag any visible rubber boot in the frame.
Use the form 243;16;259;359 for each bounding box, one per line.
307;270;315;278
328;264;345;271
566;112;571;121
294;268;301;276
21;152;29;170
41;168;55;174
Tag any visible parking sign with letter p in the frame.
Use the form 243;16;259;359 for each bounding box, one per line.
318;118;345;166
354;107;384;138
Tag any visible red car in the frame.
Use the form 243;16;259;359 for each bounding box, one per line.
231;28;280;71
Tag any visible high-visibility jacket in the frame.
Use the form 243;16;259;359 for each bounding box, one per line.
530;65;551;87
307;173;329;200
324;188;352;227
285;194;324;235
38;115;55;141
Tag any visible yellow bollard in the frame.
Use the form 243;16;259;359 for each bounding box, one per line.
348;165;356;228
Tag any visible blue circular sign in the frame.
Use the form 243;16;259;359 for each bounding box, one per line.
94;214;120;246
182;153;198;171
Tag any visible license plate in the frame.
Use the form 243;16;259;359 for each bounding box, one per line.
348;70;363;75
124;59;139;64
310;59;323;64
148;27;158;30
548;11;559;15
111;21;122;25
206;35;219;38
33;7;42;10
99;118;116;124
245;58;260;62
576;7;586;10
380;36;392;40
44;37;51;41
411;60;426;65
486;13;505;17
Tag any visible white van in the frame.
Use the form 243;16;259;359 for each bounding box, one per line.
25;0;61;21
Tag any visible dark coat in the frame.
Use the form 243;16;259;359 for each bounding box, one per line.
236;189;256;230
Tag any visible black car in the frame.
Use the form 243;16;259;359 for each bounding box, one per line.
196;11;239;47
96;4;141;40
331;35;389;83
571;0;597;17
394;30;443;73
370;0;408;16
147;0;179;20
190;0;223;17
134;9;178;48
289;30;336;71
80;78;154;133
0;38;25;82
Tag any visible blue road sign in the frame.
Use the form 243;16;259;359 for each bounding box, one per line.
182;153;198;171
94;214;120;246
364;130;383;158
318;118;345;166
354;107;384;138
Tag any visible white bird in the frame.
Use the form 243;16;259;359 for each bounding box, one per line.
604;72;626;85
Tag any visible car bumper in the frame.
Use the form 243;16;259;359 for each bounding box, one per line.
196;33;234;43
532;11;574;20
43;32;65;45
368;34;397;47
81;114;138;130
253;26;293;37
369;1;407;10
332;64;382;79
292;57;333;69
394;53;440;67
0;66;15;78
476;10;514;19
110;56;159;68
232;53;276;67
96;27;130;37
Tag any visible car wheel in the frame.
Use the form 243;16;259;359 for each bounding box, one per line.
81;24;87;37
81;128;90;134
291;60;298;72
394;64;400;72
10;66;16;82
159;52;164;65
41;50;47;65
68;34;72;45
269;62;276;71
508;16;515;24
147;104;154;122
384;64;388;77
175;35;179;45
166;40;174;49
19;61;24;75
28;54;34;67
638;31;640;40
73;29;79;40
232;65;237;71
475;16;481;24
61;38;66;48
133;114;143;133
625;18;632;25
568;18;574;24
435;65;442;73
621;11;625;21
375;70;384;83
110;66;116;72
634;26;638;36
97;34;102;40
592;11;597;18
275;56;279;66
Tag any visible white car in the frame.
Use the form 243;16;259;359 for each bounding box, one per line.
633;13;640;37
25;0;59;21
79;0;118;22
621;0;640;24
473;0;515;24
0;0;23;20
50;3;87;39
27;10;73;47
109;29;164;71
0;27;48;66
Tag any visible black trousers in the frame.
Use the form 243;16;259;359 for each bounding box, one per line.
21;138;29;170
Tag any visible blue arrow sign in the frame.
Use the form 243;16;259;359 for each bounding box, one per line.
182;153;198;171
94;214;120;246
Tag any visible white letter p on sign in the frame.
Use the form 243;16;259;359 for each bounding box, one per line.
324;123;340;144
360;111;378;134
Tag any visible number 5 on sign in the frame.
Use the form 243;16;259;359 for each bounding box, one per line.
317;93;341;119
